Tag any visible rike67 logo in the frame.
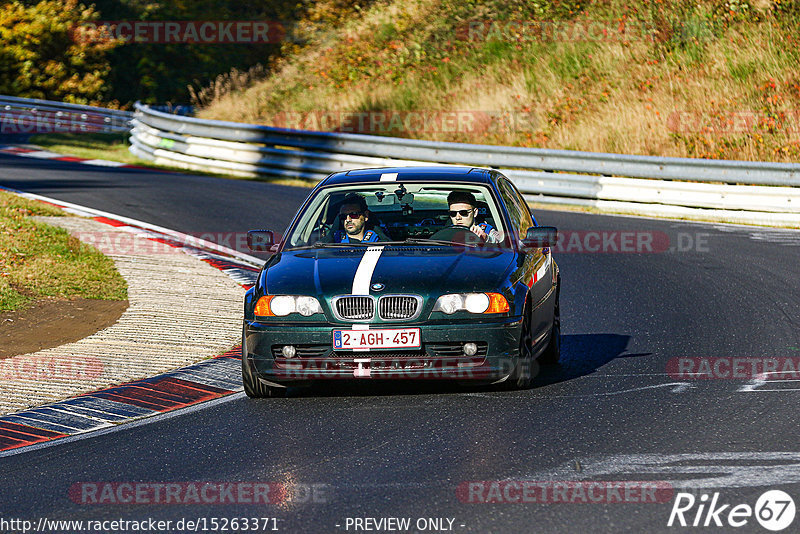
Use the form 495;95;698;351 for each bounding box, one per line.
668;490;796;531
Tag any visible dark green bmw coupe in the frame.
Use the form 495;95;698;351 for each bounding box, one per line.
242;166;560;397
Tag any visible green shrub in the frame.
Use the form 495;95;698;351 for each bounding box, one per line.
0;0;118;104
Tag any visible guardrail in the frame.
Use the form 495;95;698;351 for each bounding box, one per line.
0;95;132;134
130;103;800;227
1;95;797;227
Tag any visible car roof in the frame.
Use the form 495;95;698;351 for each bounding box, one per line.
319;166;497;187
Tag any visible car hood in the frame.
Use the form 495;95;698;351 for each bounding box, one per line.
263;246;516;297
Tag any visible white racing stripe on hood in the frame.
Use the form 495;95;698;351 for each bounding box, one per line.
379;173;398;181
352;246;385;295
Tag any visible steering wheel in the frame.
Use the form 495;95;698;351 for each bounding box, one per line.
430;224;480;244
319;222;332;238
308;222;333;245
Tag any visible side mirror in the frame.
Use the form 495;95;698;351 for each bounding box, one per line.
522;226;557;249
247;230;274;251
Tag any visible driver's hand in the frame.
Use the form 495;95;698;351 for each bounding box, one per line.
470;224;487;240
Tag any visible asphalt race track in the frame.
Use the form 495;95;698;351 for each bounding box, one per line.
2;152;800;533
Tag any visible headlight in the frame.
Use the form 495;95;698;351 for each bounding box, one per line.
464;293;490;313
432;293;509;314
270;296;295;316
254;295;323;317
436;294;463;315
296;296;324;316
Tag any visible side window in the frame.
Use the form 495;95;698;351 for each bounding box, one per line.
498;177;534;241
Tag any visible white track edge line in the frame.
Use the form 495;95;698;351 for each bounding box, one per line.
0;391;245;458
0;185;264;267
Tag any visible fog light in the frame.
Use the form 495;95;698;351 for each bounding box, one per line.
463;342;478;356
282;345;296;358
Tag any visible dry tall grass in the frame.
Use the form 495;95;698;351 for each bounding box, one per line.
196;0;800;162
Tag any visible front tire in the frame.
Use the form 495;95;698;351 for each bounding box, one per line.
508;303;535;390
242;337;286;398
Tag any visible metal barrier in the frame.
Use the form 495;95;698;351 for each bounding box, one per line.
130;103;800;227
0;95;132;134
1;95;798;227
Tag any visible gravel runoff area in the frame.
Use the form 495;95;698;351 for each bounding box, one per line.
0;216;245;415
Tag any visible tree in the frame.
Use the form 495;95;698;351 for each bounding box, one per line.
0;0;119;104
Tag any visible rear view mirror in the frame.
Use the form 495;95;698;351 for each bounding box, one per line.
522;226;557;248
247;230;274;251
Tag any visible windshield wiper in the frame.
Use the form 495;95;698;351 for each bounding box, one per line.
283;242;373;251
312;242;372;248
291;238;480;250
397;237;478;248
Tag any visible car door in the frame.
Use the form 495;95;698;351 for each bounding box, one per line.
497;176;553;340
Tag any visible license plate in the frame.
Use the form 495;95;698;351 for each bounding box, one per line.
333;328;421;350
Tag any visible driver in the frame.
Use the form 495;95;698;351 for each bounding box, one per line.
333;193;382;243
445;191;501;243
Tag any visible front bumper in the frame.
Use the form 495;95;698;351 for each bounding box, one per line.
243;318;524;386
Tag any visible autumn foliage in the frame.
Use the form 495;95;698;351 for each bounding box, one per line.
0;0;120;105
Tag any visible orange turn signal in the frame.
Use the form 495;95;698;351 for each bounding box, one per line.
485;293;510;313
254;295;275;317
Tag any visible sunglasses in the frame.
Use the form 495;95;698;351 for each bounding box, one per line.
340;211;364;219
449;209;473;217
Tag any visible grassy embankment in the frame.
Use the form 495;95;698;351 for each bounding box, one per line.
195;0;800;163
0;191;127;312
28;132;141;165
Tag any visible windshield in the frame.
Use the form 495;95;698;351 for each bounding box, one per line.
284;182;509;250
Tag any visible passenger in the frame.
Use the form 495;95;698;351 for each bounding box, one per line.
443;191;502;243
334;193;381;243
